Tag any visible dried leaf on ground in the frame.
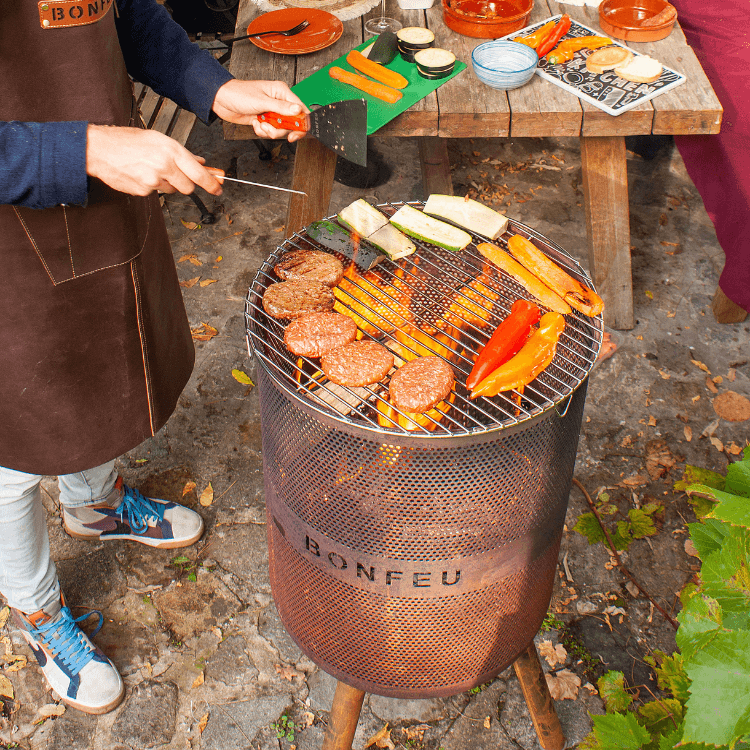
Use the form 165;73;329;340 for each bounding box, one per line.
684;539;699;557
179;254;202;266
274;663;304;681
232;369;254;386
710;436;724;452
684;425;693;442
545;669;581;700
691;358;711;374
648;415;657;426
0;675;13;699
713;391;750;422
300;711;315;729
621;475;649;488
199;279;217;287
484;716;491;729
192;671;204;688
180;219;201;231
539;640;568;668
199;483;214;507
191;323;219;342
198;713;209;734
365;724;395;749
0;606;9;629
182;481;197;496
706;377;719;394
645;439;678;480
180;277;200;289
36;704;65;719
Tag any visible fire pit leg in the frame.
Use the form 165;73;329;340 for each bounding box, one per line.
322;681;366;750
513;642;566;750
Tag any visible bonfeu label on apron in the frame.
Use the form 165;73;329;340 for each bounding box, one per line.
38;0;113;29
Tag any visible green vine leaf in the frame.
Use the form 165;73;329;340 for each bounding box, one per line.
676;591;723;660
675;465;726;493
689;518;732;560
587;711;652;749
638;698;684;737
725;449;750;498
597;671;633;713
574;512;606;545
699;527;750;627
682;630;750;747
649;651;690;704
629;507;660;539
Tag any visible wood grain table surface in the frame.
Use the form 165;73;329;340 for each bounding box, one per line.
225;0;722;329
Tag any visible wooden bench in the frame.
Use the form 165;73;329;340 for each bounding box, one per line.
133;82;217;224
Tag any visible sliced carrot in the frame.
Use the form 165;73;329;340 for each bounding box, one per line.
329;66;403;104
346;50;408;89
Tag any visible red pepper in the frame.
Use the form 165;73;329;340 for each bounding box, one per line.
514;20;555;49
536;14;571;58
466;299;540;389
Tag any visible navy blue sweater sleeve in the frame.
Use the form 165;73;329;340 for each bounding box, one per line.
1;0;233;208
115;0;233;123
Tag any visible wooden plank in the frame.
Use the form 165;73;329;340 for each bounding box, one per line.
151;97;179;137
629;23;722;135
286;138;338;233
169;108;198;147
507;0;583;138
426;3;511;138
580;135;634;329
139;88;162;128
418;137;453;197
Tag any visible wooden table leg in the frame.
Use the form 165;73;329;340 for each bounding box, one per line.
418;137;453;197
513;642;566;750
322;681;366;750
580;135;634;330
286;139;338;234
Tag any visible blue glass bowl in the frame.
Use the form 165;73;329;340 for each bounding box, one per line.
471;40;538;91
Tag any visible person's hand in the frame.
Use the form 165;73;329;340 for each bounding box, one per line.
212;79;309;141
86;125;224;196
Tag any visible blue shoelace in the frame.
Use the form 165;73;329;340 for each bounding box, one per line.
32;607;103;675
119;484;165;534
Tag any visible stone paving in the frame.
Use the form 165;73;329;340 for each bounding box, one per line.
1;116;747;750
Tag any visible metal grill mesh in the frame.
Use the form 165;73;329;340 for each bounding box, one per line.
247;207;599;697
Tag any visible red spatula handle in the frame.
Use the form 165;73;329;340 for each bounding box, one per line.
257;111;310;132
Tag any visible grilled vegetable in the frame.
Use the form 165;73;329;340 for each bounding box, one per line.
466;299;540;389
423;194;508;239
346;49;408;89
376;390;455;431
329;66;403;104
506;234;603;316
367;223;416;260
536;15;572;58
390;204;472;252
477;242;571;314
471;312;565;398
338;199;389;236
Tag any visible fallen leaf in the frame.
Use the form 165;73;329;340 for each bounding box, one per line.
625;581;640;597
710;436;724;452
545;669;581;700
365;724;395;750
199;483;214;507
713;376;723;385
192;671;205;688
0;606;9;629
648;415;657;427
179;253;202;266
684;539;698;557
226;214;233;225
645;290;653;300
181;219;201;231
0;675;13;699
232;369;254;386
191;323;219;342
645;439;678;480
692;395;701;403
701;418;720;438
484;716;491;729
180;277;200;288
5;654;27;672
713;391;750;422
727;443;743;456
36;704;65;719
539;640;568;668
691;359;710;374
604;605;626;617
659;369;671;379
182;481;197;496
275;663;303;681
584;682;598;694
621;475;649;487
199;279;217;287
300;711;315;728
728;368;736;382
198;713;209;734
666;311;676;318
706;377;719;394
684;425;692;442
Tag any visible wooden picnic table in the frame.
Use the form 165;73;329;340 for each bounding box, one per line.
225;0;722;330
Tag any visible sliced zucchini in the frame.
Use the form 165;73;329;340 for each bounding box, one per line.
389;204;472;252
337;199;388;237
367;222;416;260
423;194;508;240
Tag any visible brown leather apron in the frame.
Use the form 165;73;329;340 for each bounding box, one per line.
0;1;195;475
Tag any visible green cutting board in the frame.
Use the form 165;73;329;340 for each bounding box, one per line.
292;37;466;136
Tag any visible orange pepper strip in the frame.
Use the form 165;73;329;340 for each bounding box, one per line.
470;312;565;398
514;20;555;49
546;37;612;64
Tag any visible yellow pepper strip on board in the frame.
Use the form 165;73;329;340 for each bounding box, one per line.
470;312;565;398
506;234;604;317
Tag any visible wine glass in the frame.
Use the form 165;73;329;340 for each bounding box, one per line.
364;0;402;35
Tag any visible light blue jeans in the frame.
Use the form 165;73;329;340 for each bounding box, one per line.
0;461;117;614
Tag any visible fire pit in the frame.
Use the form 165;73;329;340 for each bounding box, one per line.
245;201;602;747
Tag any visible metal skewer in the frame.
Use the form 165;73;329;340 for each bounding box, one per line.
214;174;307;197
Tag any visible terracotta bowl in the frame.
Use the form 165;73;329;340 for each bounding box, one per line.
599;0;677;42
442;0;534;39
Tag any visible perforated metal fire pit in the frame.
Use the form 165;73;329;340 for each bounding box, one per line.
245;202;602;698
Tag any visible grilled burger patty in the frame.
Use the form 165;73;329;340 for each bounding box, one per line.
321;340;394;387
274;249;344;287
284;312;357;358
389;356;454;412
263;280;335;319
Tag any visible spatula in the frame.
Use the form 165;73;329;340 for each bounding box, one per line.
257;99;368;167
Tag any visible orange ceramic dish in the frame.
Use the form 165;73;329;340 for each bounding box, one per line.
598;0;677;42
442;0;533;38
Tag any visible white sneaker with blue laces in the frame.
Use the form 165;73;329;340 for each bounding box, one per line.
13;597;124;715
62;476;204;549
